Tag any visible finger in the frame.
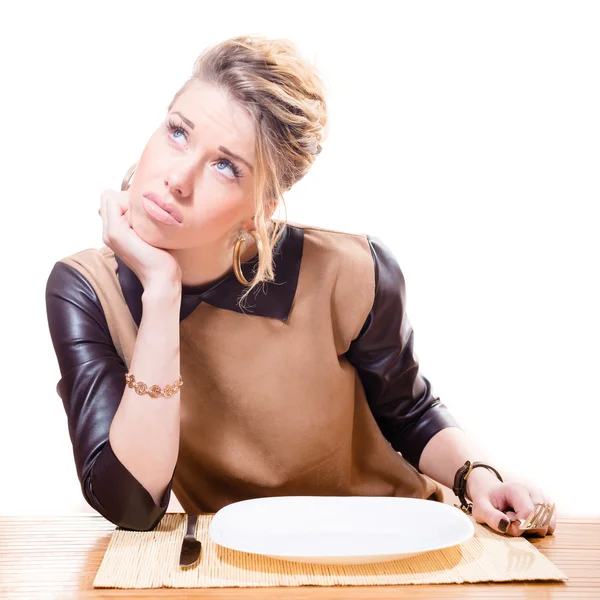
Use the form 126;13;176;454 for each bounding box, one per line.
100;195;108;242
532;486;557;534
498;484;537;537
112;189;130;211
101;191;129;251
116;192;132;226
101;189;129;214
547;503;557;535
509;485;552;538
103;191;121;228
102;190;130;223
519;504;555;538
473;496;514;536
524;487;556;537
115;192;132;226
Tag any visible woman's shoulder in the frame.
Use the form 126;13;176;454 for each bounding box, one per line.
46;246;133;368
283;221;377;291
281;221;377;345
284;219;370;241
46;246;117;312
51;245;119;289
56;245;116;270
46;245;122;320
283;220;373;264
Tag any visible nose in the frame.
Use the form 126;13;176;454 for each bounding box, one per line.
164;161;195;198
165;178;184;199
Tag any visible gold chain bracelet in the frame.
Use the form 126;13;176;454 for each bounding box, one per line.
125;372;183;398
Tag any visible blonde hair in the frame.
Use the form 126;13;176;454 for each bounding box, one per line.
167;34;329;309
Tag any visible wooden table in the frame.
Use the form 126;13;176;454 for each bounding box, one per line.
0;516;598;598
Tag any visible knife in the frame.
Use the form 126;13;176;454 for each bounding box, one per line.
179;513;202;567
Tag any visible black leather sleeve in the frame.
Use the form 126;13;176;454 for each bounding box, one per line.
45;260;174;531
345;235;463;472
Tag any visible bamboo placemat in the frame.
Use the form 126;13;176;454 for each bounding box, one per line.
93;512;568;588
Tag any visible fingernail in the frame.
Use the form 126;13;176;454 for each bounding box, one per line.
499;518;510;533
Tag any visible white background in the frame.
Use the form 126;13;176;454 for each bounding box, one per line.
0;1;598;517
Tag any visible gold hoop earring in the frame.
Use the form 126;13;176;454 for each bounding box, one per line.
233;229;264;287
121;161;138;191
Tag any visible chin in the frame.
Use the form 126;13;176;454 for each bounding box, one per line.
133;215;179;248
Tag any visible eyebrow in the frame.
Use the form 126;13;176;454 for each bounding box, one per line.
171;110;254;173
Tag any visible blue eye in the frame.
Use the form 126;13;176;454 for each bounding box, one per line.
163;118;244;179
215;158;242;179
164;118;188;144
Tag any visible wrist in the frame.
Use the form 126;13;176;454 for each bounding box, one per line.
142;280;182;304
465;467;501;501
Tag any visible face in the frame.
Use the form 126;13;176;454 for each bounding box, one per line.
127;80;257;249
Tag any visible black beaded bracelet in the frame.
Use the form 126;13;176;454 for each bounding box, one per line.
452;460;503;515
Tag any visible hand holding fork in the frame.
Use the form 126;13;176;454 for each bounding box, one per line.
510;502;556;535
466;475;557;537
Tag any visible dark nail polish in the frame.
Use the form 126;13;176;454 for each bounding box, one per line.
499;518;510;533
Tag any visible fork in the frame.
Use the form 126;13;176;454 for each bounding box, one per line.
512;502;555;531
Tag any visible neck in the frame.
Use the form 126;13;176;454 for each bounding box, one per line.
172;231;259;290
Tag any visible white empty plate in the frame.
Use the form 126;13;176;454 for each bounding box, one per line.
209;495;475;564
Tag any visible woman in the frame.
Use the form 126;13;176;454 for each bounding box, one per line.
45;35;556;536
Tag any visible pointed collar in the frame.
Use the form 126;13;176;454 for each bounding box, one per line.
114;222;304;327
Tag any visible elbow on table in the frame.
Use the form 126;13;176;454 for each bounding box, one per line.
82;474;171;532
77;438;174;531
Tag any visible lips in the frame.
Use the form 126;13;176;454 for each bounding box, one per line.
142;192;184;224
